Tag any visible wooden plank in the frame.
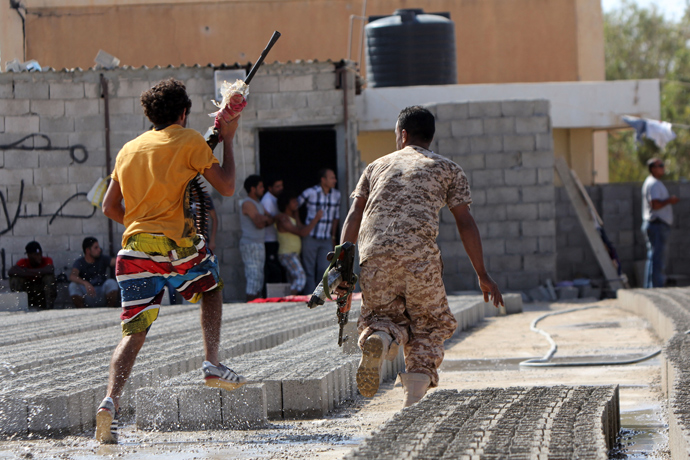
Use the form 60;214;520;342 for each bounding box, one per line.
554;157;625;291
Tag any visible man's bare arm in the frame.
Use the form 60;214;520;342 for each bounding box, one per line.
102;179;125;225
242;200;271;228
203;116;239;196
651;196;679;210
450;203;504;308
340;196;366;244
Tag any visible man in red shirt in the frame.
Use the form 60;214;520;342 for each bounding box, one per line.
9;241;57;309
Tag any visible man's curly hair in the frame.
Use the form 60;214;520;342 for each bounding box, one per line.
140;78;192;126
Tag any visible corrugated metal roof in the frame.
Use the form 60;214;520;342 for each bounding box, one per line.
4;59;345;74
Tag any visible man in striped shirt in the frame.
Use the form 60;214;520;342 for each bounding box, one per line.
298;168;341;293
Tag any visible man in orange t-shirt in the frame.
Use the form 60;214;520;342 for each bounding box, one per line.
9;241;57;309
97;78;242;444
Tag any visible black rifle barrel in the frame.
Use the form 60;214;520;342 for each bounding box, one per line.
244;31;281;85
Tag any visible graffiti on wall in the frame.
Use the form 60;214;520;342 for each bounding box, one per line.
0;133;88;164
0;134;97;236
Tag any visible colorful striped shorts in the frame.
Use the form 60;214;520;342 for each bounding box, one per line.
116;233;223;336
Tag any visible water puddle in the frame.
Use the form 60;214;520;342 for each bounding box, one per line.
611;404;669;459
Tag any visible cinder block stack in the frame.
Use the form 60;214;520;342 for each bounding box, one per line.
345;385;620;459
618;287;690;459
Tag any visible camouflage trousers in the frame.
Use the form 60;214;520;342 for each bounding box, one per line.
357;256;457;387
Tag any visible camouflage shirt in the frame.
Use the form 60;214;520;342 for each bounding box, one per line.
352;145;472;263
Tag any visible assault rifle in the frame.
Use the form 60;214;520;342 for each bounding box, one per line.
307;242;358;346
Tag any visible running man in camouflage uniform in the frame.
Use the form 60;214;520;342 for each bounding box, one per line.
340;106;503;408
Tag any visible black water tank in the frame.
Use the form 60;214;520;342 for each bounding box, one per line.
365;8;457;88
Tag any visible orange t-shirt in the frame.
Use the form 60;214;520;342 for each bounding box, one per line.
111;125;219;247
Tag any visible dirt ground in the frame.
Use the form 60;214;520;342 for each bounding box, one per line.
0;298;668;459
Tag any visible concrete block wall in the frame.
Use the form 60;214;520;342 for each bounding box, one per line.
0;61;356;301
427;100;556;291
556;182;690;286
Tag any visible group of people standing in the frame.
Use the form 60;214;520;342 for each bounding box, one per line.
239;169;341;300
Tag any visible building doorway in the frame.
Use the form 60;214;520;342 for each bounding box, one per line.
259;127;338;196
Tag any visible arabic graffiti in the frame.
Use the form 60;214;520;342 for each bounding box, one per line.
0;133;88;164
0;134;96;236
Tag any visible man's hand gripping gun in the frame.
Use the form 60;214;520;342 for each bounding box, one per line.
307;242;358;347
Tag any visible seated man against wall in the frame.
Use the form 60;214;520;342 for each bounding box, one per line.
69;237;119;308
9;241;57;309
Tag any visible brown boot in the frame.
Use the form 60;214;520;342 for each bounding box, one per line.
400;372;431;408
356;331;392;397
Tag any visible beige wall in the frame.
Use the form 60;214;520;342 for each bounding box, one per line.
0;2;24;66
553;128;609;185
358;130;395;164
14;0;604;84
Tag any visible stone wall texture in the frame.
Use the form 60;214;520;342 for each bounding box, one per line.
556;182;690;287
0;62;357;301
428;100;556;292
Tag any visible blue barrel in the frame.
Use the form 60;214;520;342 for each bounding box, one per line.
365;8;457;88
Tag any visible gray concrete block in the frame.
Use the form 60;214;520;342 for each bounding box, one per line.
472;205;507;222
487;187;521;204
435;102;469;121
452;119;483;137
538;167;554;185
263;380;283;419
503;293;523;314
279;75;315;92
40;116;75;133
472;169;504;187
27;393;70;435
222;384;267;428
505;168;537;186
536;133;554;150
115;79;151;98
0;83;13;98
178;386;223;429
523;254;556;272
0;397;28;438
469;101;502;118
135;387;179;431
504;134;536;151
249;75;279;93
484;152;521;169
2;99;30;115
453;153;485;170
14;82;49;99
502;100;535;117
489;255;522;271
65;99;99;116
522;185;555;203
537;203;556;223
49;82;85;99
470;136;503;153
0;292;28;312
523;151;555;169
31;100;65;116
5;116;40;133
506;203;539;221
282;378;329;419
109;114;145;131
483;117;515;134
438;137;470;155
516;116;549;134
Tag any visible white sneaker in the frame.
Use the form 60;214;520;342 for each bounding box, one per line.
202;361;247;391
